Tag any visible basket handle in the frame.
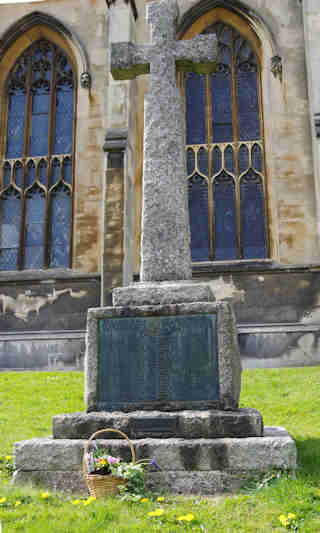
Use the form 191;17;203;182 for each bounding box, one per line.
82;428;136;477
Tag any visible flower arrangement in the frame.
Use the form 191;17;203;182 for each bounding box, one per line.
85;440;159;495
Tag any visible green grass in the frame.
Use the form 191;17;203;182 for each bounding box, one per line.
0;368;320;532
0;372;84;453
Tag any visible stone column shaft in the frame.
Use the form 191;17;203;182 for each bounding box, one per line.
101;130;127;305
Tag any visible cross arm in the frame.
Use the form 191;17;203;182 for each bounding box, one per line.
174;34;218;74
111;43;151;80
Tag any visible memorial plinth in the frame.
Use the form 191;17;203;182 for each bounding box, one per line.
85;302;241;413
12;0;297;495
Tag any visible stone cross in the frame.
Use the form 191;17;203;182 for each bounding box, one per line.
111;0;217;282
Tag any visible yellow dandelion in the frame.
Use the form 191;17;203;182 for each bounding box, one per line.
288;513;296;520
157;496;165;502
141;498;149;503
15;501;22;507
40;492;50;499
5;456;12;461
87;496;96;502
185;513;195;522
83;500;91;506
148;511;157;517
279;515;289;527
178;515;187;521
72;499;81;505
0;497;7;504
154;509;164;516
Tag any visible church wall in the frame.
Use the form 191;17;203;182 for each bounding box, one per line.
0;270;100;370
0;0;108;274
177;0;320;265
128;0;320;368
0;0;320;370
193;266;320;368
0;0;107;368
101;0;146;304
130;0;320;268
303;0;320;243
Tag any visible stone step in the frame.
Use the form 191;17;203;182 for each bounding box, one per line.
14;427;296;477
13;427;296;494
52;408;263;440
12;469;277;495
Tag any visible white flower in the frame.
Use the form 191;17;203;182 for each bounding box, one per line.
86;452;95;473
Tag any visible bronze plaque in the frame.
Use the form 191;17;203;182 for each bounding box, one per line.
97;314;218;410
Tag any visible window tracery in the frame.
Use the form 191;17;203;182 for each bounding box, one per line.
184;22;268;262
0;39;75;270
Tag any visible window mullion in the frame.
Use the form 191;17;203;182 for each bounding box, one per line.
1;86;10;162
17;190;26;270
24;51;33;159
206;74;215;261
48;46;57;160
231;33;242;260
44;46;57;268
257;68;269;258
19;52;33;270
68;68;77;269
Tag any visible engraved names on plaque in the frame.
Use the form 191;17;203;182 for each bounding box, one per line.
97;314;219;410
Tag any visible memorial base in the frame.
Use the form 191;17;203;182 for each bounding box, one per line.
13;282;297;494
52;408;264;439
13;427;297;495
85;301;241;412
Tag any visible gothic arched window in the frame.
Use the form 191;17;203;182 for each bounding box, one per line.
184;22;268;262
0;39;75;270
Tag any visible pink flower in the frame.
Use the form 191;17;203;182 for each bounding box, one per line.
108;456;118;464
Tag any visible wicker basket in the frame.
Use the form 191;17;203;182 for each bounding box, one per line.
83;428;136;498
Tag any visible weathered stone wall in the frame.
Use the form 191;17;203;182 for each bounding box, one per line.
128;0;320;269
101;0;145;300
190;0;320;264
303;0;320;241
0;271;100;370
0;333;85;371
124;0;320;368
193;265;320;368
0;0;108;274
0;0;106;367
0;0;320;370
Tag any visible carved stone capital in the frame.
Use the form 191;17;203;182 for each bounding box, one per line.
103;129;128;153
314;114;320;138
80;71;91;89
103;129;128;169
271;55;282;81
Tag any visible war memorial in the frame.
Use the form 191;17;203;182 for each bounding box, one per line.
12;0;296;494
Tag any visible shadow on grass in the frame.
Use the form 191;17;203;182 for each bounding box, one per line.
295;437;320;480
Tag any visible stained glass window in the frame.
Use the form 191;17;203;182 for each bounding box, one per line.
0;39;75;270
184;22;268;261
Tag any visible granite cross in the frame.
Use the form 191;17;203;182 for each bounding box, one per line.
111;0;217;282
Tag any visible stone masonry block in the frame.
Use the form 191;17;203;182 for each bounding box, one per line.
14;428;297;474
112;281;215;306
52;408;263;440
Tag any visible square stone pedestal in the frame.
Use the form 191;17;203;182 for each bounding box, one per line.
85;301;241;413
13;427;297;494
13;283;297;495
